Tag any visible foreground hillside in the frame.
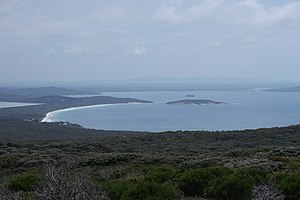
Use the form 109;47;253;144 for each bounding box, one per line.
0;119;299;199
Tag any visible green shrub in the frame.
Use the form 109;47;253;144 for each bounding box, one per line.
176;167;265;199
106;181;131;200
176;168;216;197
205;172;254;200
103;166;267;199
145;167;176;183
276;174;300;200
106;180;180;200
5;173;42;192
235;167;267;183
123;180;179;200
210;167;233;177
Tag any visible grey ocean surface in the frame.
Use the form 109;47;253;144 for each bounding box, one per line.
46;91;300;132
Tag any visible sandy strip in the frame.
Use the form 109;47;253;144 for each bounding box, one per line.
41;102;142;122
0;102;42;109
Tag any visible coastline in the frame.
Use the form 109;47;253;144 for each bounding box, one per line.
41;102;143;123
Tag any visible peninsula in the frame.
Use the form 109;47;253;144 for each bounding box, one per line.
0;87;152;121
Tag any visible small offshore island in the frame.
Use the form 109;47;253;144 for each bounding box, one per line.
167;99;225;105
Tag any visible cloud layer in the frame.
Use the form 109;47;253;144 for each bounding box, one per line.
0;0;300;82
66;47;91;54
153;0;223;23
153;0;300;26
238;0;300;26
132;46;146;55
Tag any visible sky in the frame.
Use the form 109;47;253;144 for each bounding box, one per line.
0;0;300;84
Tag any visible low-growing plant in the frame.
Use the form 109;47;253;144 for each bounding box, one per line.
105;181;130;200
144;166;176;183
175;167;266;199
106;180;180;200
276;173;300;200
123;180;180;200
5;172;42;192
205;172;254;200
235;167;267;183
175;168;216;197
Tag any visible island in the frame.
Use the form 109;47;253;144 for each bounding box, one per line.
186;94;195;97
166;99;225;105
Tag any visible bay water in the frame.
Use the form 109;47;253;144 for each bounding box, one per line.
44;90;300;132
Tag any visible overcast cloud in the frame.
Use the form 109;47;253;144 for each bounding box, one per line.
0;0;299;83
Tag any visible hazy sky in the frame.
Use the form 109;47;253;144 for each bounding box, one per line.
1;0;300;83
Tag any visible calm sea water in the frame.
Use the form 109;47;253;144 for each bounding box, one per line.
46;91;300;132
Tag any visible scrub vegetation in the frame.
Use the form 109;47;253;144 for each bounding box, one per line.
0;119;299;199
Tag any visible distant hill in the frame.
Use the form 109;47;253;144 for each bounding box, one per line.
0;92;28;102
26;95;80;104
265;85;300;92
0;86;96;98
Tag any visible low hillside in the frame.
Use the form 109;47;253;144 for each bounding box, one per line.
0;119;299;199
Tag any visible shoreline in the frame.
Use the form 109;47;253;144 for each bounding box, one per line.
41;102;143;123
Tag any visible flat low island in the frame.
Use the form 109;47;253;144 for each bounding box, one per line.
166;99;225;105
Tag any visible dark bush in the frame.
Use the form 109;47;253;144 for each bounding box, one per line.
210;167;233;177
106;181;131;200
123;180;179;200
176;167;265;199
276;174;300;200
5;173;42;192
145;167;176;183
106;180;180;200
175;168;216;197
205;172;254;200
235;167;267;183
